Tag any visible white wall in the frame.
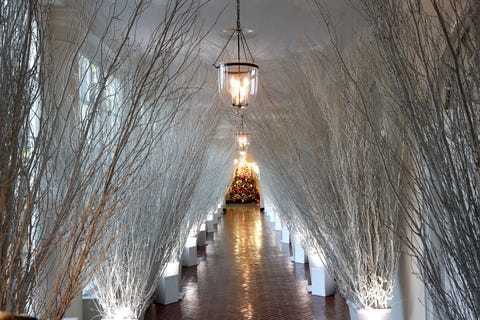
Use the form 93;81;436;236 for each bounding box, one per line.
391;253;427;320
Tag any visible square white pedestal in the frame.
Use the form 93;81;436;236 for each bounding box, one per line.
281;227;290;243
214;210;221;222
206;215;215;233
154;262;180;305
269;212;276;223
307;254;335;296
308;266;335;296
292;243;308;264
182;237;198;267
197;224;206;246
274;217;282;231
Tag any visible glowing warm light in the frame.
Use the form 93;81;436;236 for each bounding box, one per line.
106;307;134;320
356;308;391;320
231;206;263;319
254;214;262;248
252;163;260;175
214;0;259;109
233;160;260;181
217;64;259;109
237;133;250;151
230;76;250;107
239;151;247;166
234;159;238;164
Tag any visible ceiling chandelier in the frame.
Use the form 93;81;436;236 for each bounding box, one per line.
237;132;250;151
214;0;259;109
236;113;250;151
239;150;247;165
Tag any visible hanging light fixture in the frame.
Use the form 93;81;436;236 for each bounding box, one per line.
239;150;247;165
236;112;250;151
237;132;250;151
214;0;259;109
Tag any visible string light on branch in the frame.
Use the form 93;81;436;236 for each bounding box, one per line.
214;0;259;109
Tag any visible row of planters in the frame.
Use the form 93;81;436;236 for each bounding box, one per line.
250;1;480;319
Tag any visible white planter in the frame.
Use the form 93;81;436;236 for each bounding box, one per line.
281;227;290;243
347;300;391;320
212;211;219;225
274;216;282;231
181;237;198;267
357;308;391;320
206;215;215;233
269;212;275;223
293;243;307;264
306;253;335;297
197;223;206;246
154;262;180;305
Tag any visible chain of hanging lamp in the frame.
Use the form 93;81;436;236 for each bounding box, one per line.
238;112;246;134
236;0;240;60
213;0;259;109
213;0;256;67
236;112;250;150
213;0;258;156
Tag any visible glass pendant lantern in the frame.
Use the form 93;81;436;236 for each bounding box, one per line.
236;131;250;151
236;112;250;151
214;0;259;109
239;150;247;165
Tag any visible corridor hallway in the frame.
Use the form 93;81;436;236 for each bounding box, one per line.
145;206;349;320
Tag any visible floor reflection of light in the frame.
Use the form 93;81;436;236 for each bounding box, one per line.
231;207;262;319
240;302;254;319
253;216;262;248
181;280;199;316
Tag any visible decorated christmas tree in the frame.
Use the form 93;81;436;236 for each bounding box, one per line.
228;165;259;203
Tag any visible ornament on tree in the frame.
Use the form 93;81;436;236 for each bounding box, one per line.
227;165;259;203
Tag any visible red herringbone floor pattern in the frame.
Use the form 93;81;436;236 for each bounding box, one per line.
145;206;349;320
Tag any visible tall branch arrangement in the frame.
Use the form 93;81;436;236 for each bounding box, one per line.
249;49;405;310
91;92;228;320
335;0;480;318
308;0;480;317
0;0;205;319
180;131;236;243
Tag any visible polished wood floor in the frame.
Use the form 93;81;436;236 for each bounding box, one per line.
145;206;349;320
